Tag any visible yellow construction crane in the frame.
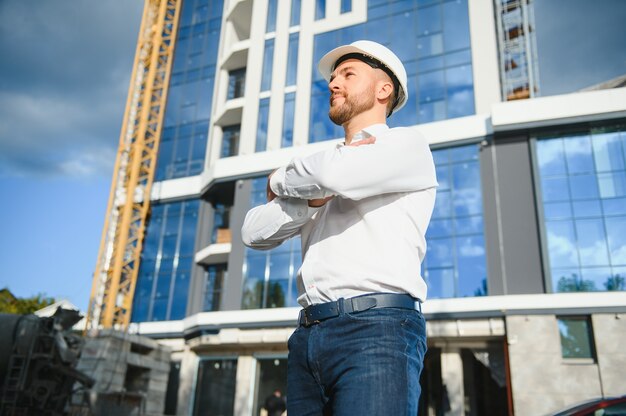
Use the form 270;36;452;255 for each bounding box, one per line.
86;0;182;331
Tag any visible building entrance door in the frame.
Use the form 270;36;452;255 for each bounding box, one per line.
418;342;510;416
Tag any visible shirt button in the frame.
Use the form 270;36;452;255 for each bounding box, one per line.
297;211;303;217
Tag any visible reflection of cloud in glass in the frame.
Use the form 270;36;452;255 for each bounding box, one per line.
453;188;482;216
537;137;592;174
547;230;615;268
547;230;578;267
459;241;485;257
578;240;610;266
610;245;626;264
446;89;474;118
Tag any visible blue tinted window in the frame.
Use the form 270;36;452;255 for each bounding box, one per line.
227;68;246;99
282;93;296;148
315;0;326;20
256;98;270;152
242;178;302;309
341;0;352;13
286;33;299;86
156;0;223;180
203;264;225;311
535;1;626;97
266;0;278;32
220;125;240;158
424;143;487;298
558;317;595;359
261;39;274;91
211;204;231;244
291;0;301;26
536;127;626;293
131;200;200;322
309;0;474;142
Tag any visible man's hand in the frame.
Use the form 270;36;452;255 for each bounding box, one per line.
267;169;278;202
307;136;376;207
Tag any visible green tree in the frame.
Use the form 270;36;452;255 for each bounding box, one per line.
556;274;596;292
474;277;488;296
0;288;56;315
604;274;625;291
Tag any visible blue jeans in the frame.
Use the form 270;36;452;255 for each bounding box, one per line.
287;306;427;415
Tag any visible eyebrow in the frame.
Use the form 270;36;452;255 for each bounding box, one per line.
329;65;357;82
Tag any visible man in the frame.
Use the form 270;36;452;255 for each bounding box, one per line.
264;389;287;416
241;40;437;415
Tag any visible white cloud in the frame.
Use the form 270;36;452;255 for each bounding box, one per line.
0;1;142;179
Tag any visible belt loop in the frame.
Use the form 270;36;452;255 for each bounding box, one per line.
337;297;345;314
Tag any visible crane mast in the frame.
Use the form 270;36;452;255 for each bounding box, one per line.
86;0;182;331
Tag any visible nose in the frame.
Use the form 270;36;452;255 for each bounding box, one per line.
328;76;341;92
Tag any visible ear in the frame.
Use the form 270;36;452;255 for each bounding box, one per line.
376;79;393;102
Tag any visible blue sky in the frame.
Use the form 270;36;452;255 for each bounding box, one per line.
0;1;143;310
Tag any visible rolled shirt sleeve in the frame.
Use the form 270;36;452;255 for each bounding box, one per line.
269;127;437;201
241;197;320;250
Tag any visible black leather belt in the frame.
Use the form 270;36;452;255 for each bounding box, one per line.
298;293;421;327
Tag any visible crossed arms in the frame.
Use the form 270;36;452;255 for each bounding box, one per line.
241;127;437;249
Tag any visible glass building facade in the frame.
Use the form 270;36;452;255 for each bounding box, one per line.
133;0;626;324
242;178;301;309
113;0;626;414
132;200;199;322
424;143;487;298
536;126;626;293
310;0;474;142
155;0;223;180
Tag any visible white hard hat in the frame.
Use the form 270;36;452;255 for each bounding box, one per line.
318;40;408;116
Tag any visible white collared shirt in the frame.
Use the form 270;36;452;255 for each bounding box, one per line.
241;124;438;307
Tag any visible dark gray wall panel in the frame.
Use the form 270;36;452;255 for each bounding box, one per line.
482;137;545;295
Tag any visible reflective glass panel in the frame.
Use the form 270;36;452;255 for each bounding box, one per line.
242;179;303;309
286;33;299;86
221;125;240;158
132;200;200;322
255;359;288;416
266;0;278;32
227;68;246;99
203;264;225;312
155;0;223;180
256;98;270;152
424;143;487;298
315;0;326;20
309;0;474;142
535;127;626;293
558;317;595;360
193;359;238;416
282;93;296;148
290;0;301;26
261;40;274;92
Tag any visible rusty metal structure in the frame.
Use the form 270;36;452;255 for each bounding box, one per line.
86;0;182;331
495;0;541;100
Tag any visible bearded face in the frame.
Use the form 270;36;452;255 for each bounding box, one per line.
328;79;377;126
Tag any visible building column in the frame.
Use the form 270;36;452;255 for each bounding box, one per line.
441;347;465;416
176;347;199;416
233;356;257;416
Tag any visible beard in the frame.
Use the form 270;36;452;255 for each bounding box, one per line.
328;84;376;126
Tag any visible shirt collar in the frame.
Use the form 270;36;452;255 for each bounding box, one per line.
361;123;389;138
343;123;389;145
